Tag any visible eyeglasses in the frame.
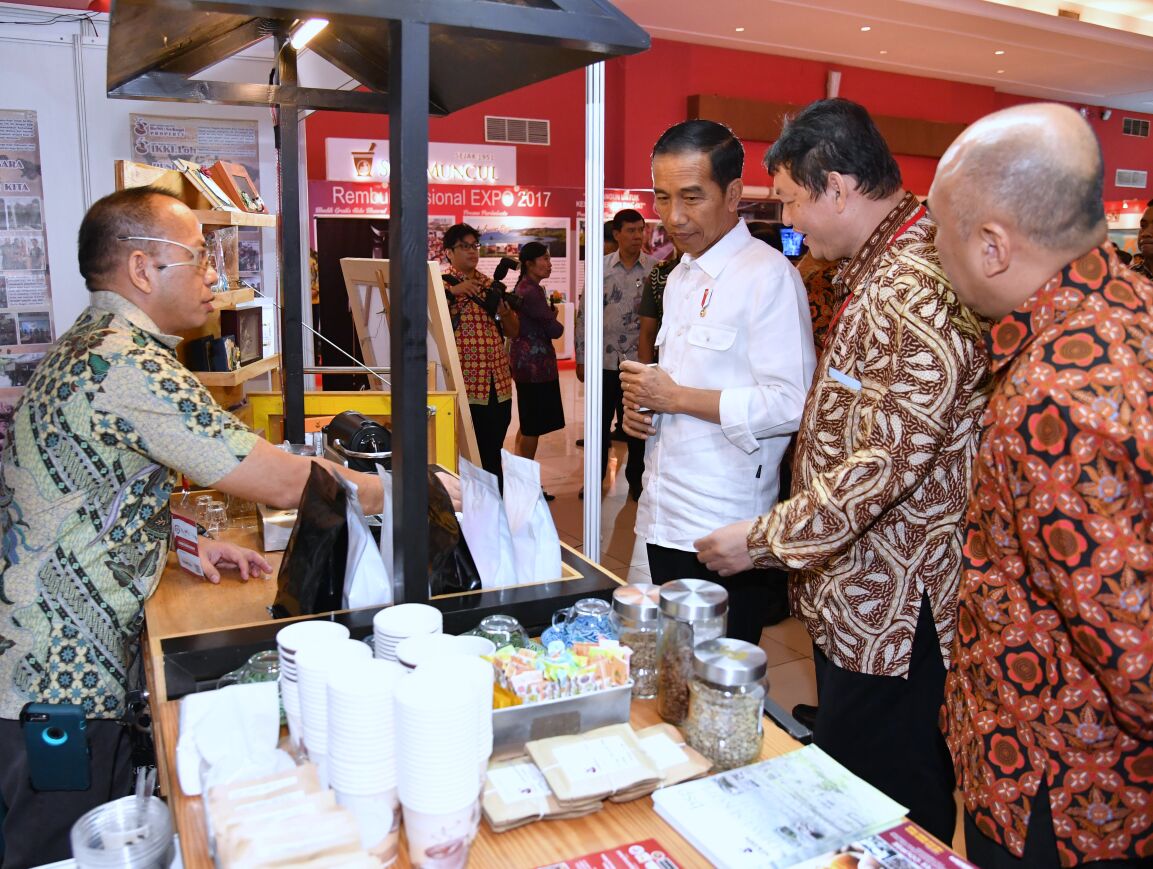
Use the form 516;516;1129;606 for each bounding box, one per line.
454;242;481;251
118;236;211;272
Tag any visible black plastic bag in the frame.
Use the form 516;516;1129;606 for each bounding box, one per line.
426;466;482;596
270;463;349;619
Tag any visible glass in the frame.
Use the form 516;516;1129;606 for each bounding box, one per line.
193;494;214;528
70;795;174;869
548;598;616;645
217;650;280;688
611;585;661;699
656;580;728;724
453;242;480;251
227;494;258;530
685;638;768;770
117;235;210;272
463;614;529;650
203;501;228;536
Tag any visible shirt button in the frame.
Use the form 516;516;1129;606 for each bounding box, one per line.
677;327;685;336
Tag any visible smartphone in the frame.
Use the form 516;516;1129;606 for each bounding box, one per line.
20;702;91;791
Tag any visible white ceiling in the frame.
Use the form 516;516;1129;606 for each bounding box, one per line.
612;0;1153;113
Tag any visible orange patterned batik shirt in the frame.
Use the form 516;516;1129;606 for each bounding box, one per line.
942;245;1153;865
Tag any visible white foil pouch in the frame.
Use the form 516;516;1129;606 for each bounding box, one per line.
459;458;516;587
501;450;562;583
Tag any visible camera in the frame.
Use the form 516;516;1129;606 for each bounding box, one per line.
443;255;522;315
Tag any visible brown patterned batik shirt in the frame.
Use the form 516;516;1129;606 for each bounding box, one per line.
943;246;1153;865
748;193;990;676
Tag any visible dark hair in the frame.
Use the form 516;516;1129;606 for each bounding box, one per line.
1146;198;1153;208
652;120;744;190
518;241;549;273
77;187;184;289
603;220;616;243
765;99;901;201
612;209;645;232
442;223;479;251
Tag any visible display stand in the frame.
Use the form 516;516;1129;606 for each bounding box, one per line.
340;257;481;468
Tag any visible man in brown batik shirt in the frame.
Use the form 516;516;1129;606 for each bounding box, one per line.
695;100;989;844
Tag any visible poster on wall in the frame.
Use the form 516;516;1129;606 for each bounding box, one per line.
0;108;55;447
464;215;570;301
130;114;265;294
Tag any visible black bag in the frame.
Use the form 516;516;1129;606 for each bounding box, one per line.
270;463;349;619
426;467;482;597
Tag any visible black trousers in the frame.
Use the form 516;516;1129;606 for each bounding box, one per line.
469;380;512;490
811;594;956;847
601;369;645;492
964;785;1145;868
0;717;133;868
646;543;777;645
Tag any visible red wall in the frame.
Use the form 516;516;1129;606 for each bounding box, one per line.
305;37;1153;201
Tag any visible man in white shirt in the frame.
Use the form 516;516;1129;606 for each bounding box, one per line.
621;120;815;643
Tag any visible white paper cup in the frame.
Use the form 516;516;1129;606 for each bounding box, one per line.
336;788;400;865
402;801;476;869
452;635;497;657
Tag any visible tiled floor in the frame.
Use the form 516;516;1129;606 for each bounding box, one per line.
502;367;818;720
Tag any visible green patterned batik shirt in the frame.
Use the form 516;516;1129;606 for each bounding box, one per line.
0;291;258;719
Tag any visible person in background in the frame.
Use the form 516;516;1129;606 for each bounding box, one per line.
576;209;656;502
442;223;519;488
620;119;815;646
694;99;988;845
1132;197;1153;280
795;250;844;354
603;219;618;256
510;241;564;498
637;239;681;364
931;102;1153;868
575;220;623;452
0;188;406;866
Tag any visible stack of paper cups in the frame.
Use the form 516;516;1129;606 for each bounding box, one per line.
276;620;350;749
328;658;406;862
394;661;491;864
372;604;443;662
396;633;471;671
295;639;372;783
416;656;494;787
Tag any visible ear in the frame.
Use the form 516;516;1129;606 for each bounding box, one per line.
978;222;1012;279
826;172;850;214
127;250;155;296
724;178;744;211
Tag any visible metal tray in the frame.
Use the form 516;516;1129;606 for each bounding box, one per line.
491;682;633;759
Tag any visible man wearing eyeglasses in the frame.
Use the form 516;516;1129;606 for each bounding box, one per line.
0;187;401;865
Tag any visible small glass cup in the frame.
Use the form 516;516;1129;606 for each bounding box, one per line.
551;598;616;644
204;502;228;536
463;614;529;650
193;494;214;527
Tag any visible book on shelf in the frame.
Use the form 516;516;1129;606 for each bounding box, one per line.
651;745;908;869
173;158;240;212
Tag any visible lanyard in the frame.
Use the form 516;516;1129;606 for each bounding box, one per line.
824;204;927;342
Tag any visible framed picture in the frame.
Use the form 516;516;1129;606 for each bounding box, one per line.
208;161;267;213
220;307;264;366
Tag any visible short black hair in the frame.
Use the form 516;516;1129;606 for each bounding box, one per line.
603;220;616;243
612;209;645;232
443;223;479;251
765;99;901;201
518;241;549;272
77;187;185;290
652;120;744;190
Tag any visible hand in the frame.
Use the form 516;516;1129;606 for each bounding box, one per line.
449;278;480;298
694;520;756;577
198;539;273;584
575;363;585;383
620;360;678;415
435;471;462;512
622;405;656;440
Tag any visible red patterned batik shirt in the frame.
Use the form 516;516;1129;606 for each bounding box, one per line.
943;245;1153;865
444;267;513;405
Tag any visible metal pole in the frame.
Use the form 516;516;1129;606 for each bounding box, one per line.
583;62;605;563
388;19;430;602
276;35;305;445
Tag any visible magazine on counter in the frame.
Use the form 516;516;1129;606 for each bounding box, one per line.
787;820;976;868
652;746;907;869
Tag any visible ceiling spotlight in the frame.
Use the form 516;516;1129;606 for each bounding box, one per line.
289;17;329;50
994;49;1005;55
997;69;1005;74
735;26;745;32
1079;107;1088;118
1101;108;1113;120
860;25;872;32
879;49;888;55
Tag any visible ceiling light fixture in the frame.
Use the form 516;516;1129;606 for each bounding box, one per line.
994;49;1005;55
735;26;745;32
997;69;1005;73
860;25;871;32
289;17;329;50
879;49;888;55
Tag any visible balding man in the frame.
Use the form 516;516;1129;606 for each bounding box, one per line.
930;103;1153;868
0;187;393;864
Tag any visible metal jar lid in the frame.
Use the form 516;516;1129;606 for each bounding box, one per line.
612;584;661;621
692;638;768;686
658;579;728;621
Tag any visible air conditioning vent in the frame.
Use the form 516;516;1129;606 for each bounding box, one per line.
1122;117;1150;137
485;116;550;146
1115;169;1148;189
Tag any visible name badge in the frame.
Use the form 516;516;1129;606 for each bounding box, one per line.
828;367;862;392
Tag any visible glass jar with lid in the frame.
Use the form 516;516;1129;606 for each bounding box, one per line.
685;638;767;770
610;584;661;698
656;579;728;724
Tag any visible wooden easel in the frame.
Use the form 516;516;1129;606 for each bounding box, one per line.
340;257;480;467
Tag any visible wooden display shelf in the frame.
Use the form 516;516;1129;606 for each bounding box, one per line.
191;208;277;228
210;287;256;310
194;353;279;387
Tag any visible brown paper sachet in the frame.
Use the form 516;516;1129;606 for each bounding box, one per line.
218;806;365;867
526;723;662;805
206;763;323;849
607;723;714;803
482;756;602;832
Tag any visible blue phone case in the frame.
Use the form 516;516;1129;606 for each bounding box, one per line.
20;702;91;791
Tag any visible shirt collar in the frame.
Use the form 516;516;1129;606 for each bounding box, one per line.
682;219;751;280
985;243;1116;373
90;290;182;348
835;191;921;295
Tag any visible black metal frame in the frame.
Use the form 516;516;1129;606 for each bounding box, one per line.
105;0;647;609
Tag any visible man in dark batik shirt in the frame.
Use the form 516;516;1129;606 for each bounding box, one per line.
931;103;1153;868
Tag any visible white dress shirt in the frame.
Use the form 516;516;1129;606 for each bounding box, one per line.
635;219;816;551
